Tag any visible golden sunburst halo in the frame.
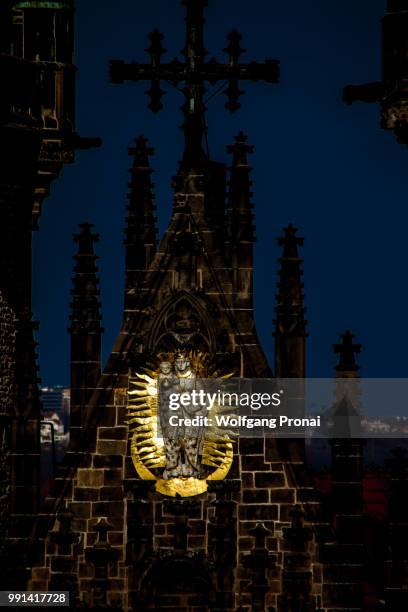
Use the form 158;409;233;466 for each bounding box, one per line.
126;352;235;497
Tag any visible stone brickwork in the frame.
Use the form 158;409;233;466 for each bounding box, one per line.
29;387;125;606
237;437;323;611
29;385;327;611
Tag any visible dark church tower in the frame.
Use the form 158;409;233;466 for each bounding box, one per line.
274;224;307;378
0;0;99;586
69;223;103;448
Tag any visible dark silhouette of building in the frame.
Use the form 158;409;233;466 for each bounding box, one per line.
0;1;406;610
0;0;99;587
344;0;408;144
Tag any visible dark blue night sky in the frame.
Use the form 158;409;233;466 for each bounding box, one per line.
33;0;408;385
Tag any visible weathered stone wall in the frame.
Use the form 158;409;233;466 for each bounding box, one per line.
29;378;326;610
0;291;16;556
0;290;15;417
236;437;324;611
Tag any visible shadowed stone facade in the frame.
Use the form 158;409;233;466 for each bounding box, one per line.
0;0;100;587
23;2;391;610
27;128;328;609
1;1;406;610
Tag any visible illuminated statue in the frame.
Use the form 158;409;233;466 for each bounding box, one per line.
161;354;205;480
127;351;234;497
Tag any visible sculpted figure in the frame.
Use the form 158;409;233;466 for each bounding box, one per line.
158;361;180;479
160;354;205;480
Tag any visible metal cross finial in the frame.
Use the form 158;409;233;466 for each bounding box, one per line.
110;0;279;166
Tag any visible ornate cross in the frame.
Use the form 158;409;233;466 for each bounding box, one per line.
110;0;279;165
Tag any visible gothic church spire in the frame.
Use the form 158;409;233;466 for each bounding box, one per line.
274;224;307;378
69;222;103;446
226;131;255;296
124;136;158;312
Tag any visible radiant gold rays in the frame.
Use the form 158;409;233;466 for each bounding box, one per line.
127;369;166;475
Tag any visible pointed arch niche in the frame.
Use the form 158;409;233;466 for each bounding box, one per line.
148;291;216;354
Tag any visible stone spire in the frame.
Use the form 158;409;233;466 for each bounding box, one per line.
274;224;307;378
124;136;158;313
226;131;255;297
226;131;255;241
69;222;103;447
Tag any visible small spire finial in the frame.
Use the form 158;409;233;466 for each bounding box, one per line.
277;224;304;258
73;222;99;255
226;131;254;165
145;29;166;65
333;330;361;373
223;29;246;66
129;135;155;167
